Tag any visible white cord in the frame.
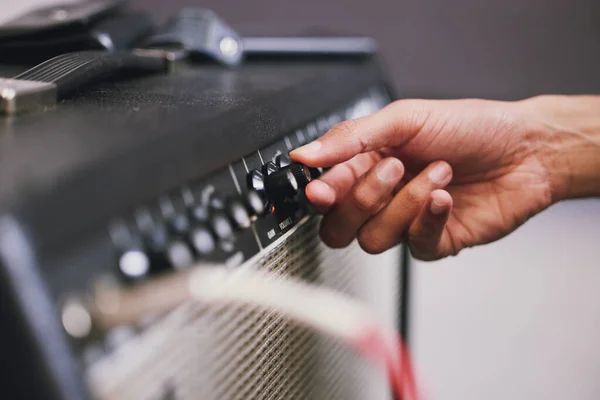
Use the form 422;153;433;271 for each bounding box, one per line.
187;266;379;344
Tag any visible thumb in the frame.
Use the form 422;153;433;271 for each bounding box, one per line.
290;100;431;167
408;189;454;261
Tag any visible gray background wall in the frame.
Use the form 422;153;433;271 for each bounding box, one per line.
133;1;600;399
134;0;600;99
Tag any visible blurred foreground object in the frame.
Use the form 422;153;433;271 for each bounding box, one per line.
88;260;419;400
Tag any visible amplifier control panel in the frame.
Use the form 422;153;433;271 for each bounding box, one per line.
107;88;390;283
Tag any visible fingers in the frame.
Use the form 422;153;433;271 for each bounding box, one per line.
357;161;453;254
304;180;336;213
319;158;405;248
290;100;431;167
305;152;380;213
408;189;453;261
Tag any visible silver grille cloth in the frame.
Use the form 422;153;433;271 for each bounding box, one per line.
87;217;401;400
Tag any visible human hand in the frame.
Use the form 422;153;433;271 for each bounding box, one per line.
290;96;596;260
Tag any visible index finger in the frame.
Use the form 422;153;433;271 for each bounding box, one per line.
289;100;431;167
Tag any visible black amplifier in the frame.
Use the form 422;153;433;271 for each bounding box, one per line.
0;13;409;399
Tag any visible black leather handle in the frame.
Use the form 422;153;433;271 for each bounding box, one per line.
14;50;168;98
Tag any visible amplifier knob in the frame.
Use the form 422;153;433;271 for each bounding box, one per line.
262;161;278;176
189;225;216;255
246;169;269;214
189;204;209;223
145;224;169;250
118;248;150;280
246;189;268;216
168;213;190;235
288;162;313;188
143;225;170;272
309;166;323;179
165;240;194;269
228;199;252;229
209;195;225;210
165;213;195;268
264;162;315;204
210;212;234;241
247;169;265;193
275;154;291;168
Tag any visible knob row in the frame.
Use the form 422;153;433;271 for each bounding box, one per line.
117;189;263;281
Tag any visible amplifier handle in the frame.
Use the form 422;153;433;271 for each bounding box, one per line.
14;50;168;98
1;50;175;115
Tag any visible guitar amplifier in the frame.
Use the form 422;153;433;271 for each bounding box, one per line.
0;50;409;399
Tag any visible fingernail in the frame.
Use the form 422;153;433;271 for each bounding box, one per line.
376;159;403;182
291;140;321;156
428;163;451;185
430;199;446;215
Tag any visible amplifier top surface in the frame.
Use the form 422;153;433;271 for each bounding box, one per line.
0;58;386;248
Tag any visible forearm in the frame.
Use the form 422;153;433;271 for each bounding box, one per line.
521;95;600;202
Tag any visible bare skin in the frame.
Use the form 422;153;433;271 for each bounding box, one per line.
290;95;600;261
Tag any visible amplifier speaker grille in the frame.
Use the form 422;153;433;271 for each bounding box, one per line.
87;217;401;400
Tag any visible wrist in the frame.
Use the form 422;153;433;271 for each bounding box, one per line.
520;95;600;202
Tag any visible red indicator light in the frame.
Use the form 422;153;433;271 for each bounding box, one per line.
270;206;276;213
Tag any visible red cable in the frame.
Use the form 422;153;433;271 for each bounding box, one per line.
353;328;422;400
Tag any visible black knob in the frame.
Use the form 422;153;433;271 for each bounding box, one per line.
247;169;265;193
210;212;234;241
145;224;169;252
189;204;209;223
246;189;268;216
168;213;190;235
262;161;278;176
227;199;252;229
142;225;170;272
275;153;291;168
208;194;225;210
264;162;315;203
246;169;269;213
118;247;151;280
309;167;323;179
289;162;313;188
165;214;194;269
189;225;216;255
165;240;194;269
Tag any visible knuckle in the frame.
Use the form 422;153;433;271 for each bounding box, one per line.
330;119;358;138
409;220;436;241
408;236;448;261
408;239;438;261
409;238;462;262
390;99;433;134
449;247;462;258
404;184;425;205
357;230;389;254
446;236;463;258
319;222;350;249
352;185;380;212
330;119;370;152
319;230;342;248
409;247;439;262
